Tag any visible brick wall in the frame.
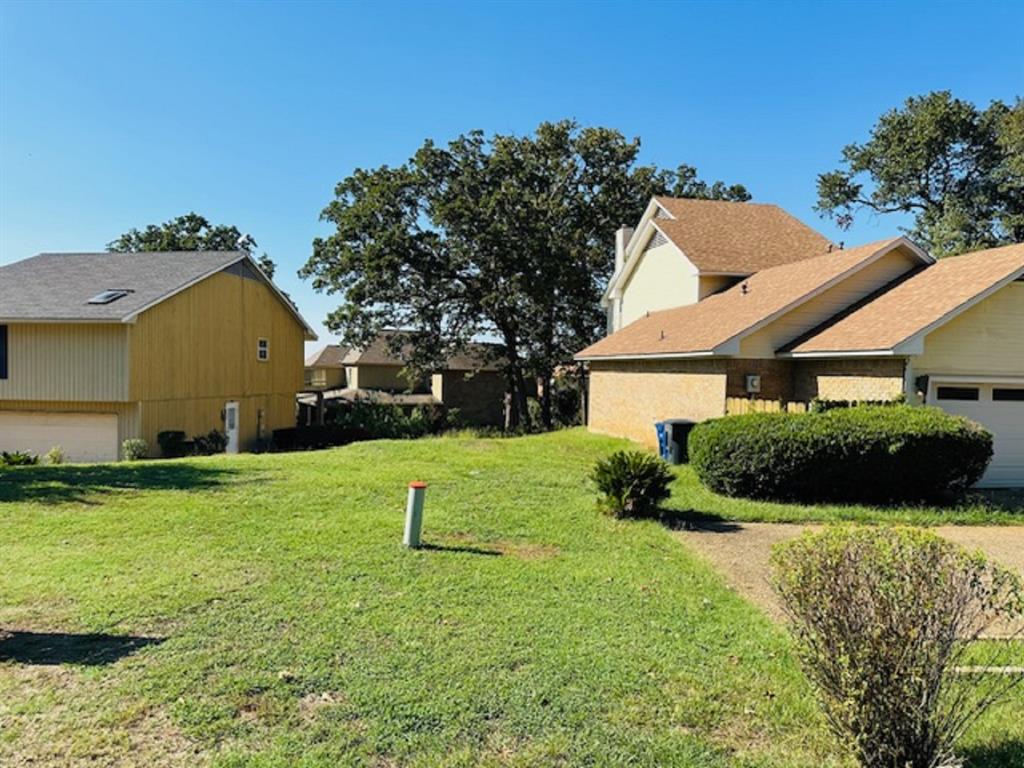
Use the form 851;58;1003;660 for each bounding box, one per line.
794;358;906;402
587;359;728;447
432;370;507;427
725;359;795;400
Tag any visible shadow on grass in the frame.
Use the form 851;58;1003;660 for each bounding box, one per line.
657;508;744;533
961;740;1024;768
970;488;1024;515
0;630;163;666
0;463;243;505
418;542;503;556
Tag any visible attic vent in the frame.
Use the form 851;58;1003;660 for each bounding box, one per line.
87;289;131;305
645;231;668;251
654;206;671;219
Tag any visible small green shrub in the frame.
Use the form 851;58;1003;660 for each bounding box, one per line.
772;526;1024;768
122;439;149;461
331;400;458;440
192;430;228;456
590;450;673;519
1;450;38;467
688;405;992;503
157;430;189;458
44;446;66;465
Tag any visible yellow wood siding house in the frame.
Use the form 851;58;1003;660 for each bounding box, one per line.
0;251;316;460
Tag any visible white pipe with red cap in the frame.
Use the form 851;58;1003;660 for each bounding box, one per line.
404;481;427;548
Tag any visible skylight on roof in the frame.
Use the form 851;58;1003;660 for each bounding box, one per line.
87;289;131;305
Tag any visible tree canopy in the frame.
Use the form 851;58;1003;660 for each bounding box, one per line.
108;212;277;278
301;120;750;428
816;91;1024;257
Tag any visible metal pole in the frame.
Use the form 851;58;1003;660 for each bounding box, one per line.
404;481;427;548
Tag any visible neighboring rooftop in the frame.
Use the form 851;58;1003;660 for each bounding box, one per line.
0;251;316;338
787;242;1024;355
650;196;834;274
343;332;503;371
578;238;925;360
305;344;350;368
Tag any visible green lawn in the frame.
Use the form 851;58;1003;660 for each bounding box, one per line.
0;429;1021;767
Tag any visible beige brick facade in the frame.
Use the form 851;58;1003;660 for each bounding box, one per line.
793;358;906;402
587;359;728;447
588;357;910;447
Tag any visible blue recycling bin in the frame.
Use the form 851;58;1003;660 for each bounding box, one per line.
655;419;696;464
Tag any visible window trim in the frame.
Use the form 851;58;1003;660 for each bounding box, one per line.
257;337;270;362
993;388;1024;402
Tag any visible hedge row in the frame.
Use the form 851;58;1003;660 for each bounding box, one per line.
687;406;992;503
271;425;372;452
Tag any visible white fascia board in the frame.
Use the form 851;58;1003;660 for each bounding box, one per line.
575;350;716;362
891;264;1024;355
779;349;900;359
0;317;126;324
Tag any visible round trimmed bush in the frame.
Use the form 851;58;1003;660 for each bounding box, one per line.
687;405;992;503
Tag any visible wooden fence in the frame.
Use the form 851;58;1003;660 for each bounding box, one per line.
725;397;809;415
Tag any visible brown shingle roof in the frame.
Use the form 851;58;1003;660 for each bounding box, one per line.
650;197;834;273
305;345;349;368
578;238;908;359
788;242;1024;354
342;332;502;371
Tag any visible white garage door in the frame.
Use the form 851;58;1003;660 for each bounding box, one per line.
0;411;119;463
930;381;1024;488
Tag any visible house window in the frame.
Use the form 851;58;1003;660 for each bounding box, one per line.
993;388;1024;402
257;338;269;362
936;386;979;401
0;325;7;380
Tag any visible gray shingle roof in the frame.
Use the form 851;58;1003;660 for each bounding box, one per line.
0;252;317;339
0;251;246;321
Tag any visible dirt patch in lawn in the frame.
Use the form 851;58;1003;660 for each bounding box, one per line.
674;522;1024;639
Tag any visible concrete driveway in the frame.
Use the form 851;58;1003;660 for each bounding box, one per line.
675;521;1024;638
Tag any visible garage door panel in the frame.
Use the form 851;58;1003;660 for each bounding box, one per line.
0;411;119;462
932;382;1024;488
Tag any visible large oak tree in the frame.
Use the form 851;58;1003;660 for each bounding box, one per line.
301;120;749;428
816;92;1023;257
108;212;278;278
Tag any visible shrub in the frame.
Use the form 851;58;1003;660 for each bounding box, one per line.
1;450;38;467
272;425;372;452
772;526;1024;768
330;400;458;440
122;439;149;461
809;394;905;413
192;429;227;456
157;430;189;458
44;446;66;465
590;450;673;519
687;405;992;503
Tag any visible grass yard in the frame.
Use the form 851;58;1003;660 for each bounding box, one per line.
1;429;1022;767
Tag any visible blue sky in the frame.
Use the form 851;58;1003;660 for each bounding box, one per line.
2;0;1022;351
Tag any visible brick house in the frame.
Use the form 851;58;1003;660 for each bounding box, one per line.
576;197;1024;488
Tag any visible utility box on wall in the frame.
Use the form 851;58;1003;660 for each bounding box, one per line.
745;374;762;395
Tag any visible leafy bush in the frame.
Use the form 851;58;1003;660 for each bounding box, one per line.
192;430;228;456
688;406;992;503
122;439;149;461
772;526;1024;768
272;425;372;452
590;450;673;519
809;393;905;412
44;446;66;465
1;450;38;467
157;430;189;458
331;400;458;440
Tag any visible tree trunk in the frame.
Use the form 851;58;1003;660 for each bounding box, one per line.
539;366;553;430
499;325;531;431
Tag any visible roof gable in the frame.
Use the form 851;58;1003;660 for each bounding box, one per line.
608;197;834;299
0;251;316;339
578;238;928;360
787;242;1024;356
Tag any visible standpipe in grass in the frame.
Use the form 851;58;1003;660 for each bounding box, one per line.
404;481;427;548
